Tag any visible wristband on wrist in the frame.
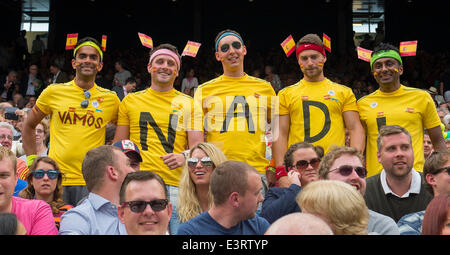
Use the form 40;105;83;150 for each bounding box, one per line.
266;166;276;173
275;166;287;180
26;154;38;167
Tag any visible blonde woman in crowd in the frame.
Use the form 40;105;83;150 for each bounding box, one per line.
297;180;369;235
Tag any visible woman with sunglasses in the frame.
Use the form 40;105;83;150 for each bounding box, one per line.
19;156;73;230
261;142;321;224
177;143;227;230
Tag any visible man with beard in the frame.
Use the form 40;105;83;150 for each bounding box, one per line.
22;37;120;206
273;33;365;187
113;43;203;234
364;125;433;222
357;43;445;178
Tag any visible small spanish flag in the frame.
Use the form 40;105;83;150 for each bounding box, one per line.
138;32;153;49
377;112;384;117
405;107;415;113
182;41;201;57
323;33;331;53
399;41;417;57
101;35;107;51
68;107;76;112
301;96;309;101
357;47;372;62
66;33;78;50
280;35;296;57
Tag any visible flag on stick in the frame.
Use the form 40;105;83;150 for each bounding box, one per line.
101;35;107;51
138;32;153;48
66;33;78;50
357;47;372;62
399;40;418;56
182;41;201;57
323;33;331;53
280;35;296;57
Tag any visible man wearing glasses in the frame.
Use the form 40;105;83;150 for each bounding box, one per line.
194;29;276;194
262;145;399;234
364;125;433;222
118;171;172;235
23;37;120;206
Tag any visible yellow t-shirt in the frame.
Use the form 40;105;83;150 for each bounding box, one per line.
278;78;358;153
357;85;441;177
36;80;120;186
118;88;200;186
194;74;276;174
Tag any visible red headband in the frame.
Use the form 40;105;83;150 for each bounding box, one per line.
296;43;326;59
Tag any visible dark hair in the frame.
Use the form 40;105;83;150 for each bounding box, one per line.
371;43;401;64
283;142;318;171
74;36;101;60
119;171;168;204
0;213;18;235
125;77;136;85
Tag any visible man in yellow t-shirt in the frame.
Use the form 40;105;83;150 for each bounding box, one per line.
272;34;365;188
194;29;276;186
114;43;203;234
23;37;120;206
357;43;445;177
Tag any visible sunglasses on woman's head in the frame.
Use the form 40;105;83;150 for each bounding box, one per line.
121;199;169;213
329;165;367;179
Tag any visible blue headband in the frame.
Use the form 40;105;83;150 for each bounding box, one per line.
215;32;244;52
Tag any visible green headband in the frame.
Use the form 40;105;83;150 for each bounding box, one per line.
73;41;103;62
370;50;402;70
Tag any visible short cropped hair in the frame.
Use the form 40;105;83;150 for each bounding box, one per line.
376;125;412;152
296;34;323;48
209;161;259;205
82;145;121;192
119;171;167;204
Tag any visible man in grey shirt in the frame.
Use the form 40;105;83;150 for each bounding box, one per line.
59;145;135;235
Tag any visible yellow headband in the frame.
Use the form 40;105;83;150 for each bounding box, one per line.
73;41;103;62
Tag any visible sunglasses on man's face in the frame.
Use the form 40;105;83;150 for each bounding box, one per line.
31;170;60;180
80;90;91;108
121;199;169;213
187;157;214;169
295;158;321;171
433;166;450;175
220;41;242;53
329;165;367;179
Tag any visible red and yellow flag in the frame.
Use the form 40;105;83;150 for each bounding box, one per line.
280;35;296;57
323;33;331;53
66;33;78;50
138;32;153;49
182;41;201;57
357;47;372;62
400;40;418;57
101;35;107;51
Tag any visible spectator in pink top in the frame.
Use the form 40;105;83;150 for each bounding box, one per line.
0;146;57;235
